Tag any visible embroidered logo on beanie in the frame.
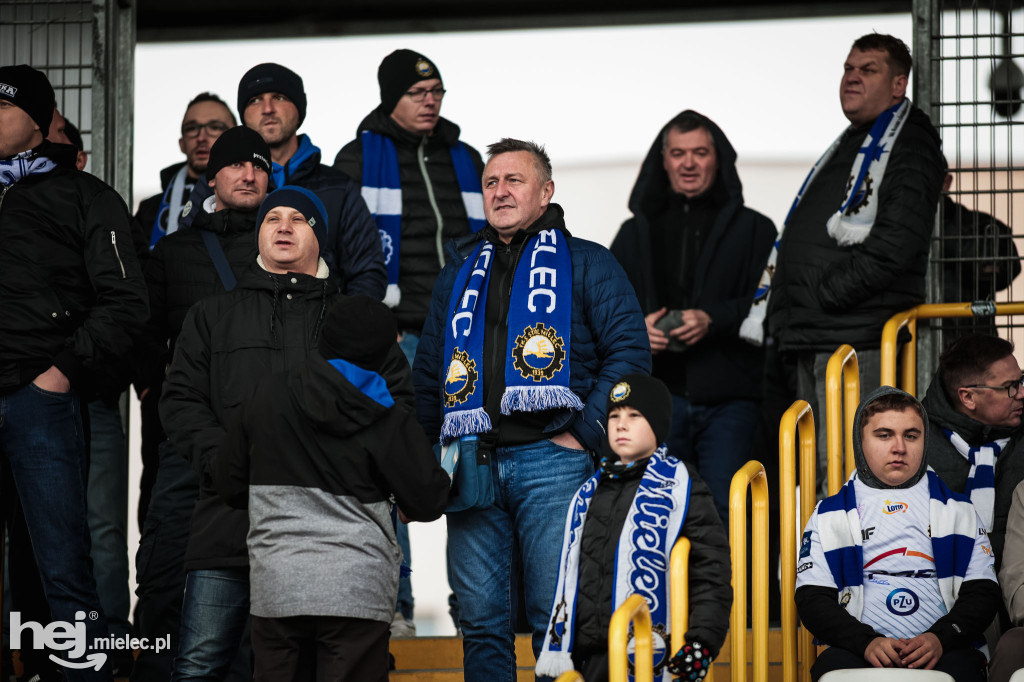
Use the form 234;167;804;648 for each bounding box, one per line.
0;83;16;97
253;152;269;168
610;382;631;402
415;59;435;77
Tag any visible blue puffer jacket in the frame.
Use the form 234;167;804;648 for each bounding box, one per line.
412;203;650;452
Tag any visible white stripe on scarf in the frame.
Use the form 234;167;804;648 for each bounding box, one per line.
943;430;1008;531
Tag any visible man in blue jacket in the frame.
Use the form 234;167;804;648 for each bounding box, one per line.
413;138;649;682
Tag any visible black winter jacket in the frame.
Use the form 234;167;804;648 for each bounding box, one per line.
135;206;261;395
0;141;148;392
922;371;1024;570
334;109;484;334
160;263;414;570
574;457;731;658
611;111;776;404
767;104;945;352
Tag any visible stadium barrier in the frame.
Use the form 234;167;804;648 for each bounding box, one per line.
729;460;769;682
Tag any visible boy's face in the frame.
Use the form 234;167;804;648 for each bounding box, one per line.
860;407;925;486
608;406;658;464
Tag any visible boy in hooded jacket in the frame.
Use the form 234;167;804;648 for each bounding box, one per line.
796;386;1001;681
214;296;450;681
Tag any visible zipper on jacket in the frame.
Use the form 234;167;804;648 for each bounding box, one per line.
0;184;8;215
110;230;126;279
417;137;446;268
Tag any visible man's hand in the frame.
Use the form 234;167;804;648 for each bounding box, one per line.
864;637;904;668
900;632;942;670
550;431;584;451
669;309;711;346
397;508;411;525
33;366;71;394
645;308;669;355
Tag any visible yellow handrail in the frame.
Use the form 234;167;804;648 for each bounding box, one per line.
880;302;1024;395
729;460;769;682
779;401;816;682
555;673;585;682
609;593;654;682
669;538;714;682
825;344;859;494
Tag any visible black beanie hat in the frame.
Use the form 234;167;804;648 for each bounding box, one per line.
606;373;673;445
206;126;272;181
378;49;443;115
0;65;55;136
318;296;397;372
255;186;329;256
237;63;307;125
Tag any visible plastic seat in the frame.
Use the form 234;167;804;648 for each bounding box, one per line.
819;671;954;682
1008;668;1024;682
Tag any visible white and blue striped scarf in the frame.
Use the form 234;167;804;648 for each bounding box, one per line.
536;448;691;681
360;131;484;308
816;469;979;622
942;429;1007;531
0;149;57;186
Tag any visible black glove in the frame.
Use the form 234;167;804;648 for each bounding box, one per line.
667;639;713;680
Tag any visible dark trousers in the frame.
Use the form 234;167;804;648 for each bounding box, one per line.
811;645;987;682
251;615;390;682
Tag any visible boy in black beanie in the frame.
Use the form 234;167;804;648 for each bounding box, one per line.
213;296;450;682
537;373;733;682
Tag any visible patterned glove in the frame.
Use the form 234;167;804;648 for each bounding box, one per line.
667;639;713;680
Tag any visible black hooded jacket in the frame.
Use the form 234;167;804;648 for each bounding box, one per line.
922;372;1024;569
767;104;945;352
610;111;776;404
334;108;485;335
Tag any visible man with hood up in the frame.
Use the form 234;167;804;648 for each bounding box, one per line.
796;386;1000;681
610;109;776;525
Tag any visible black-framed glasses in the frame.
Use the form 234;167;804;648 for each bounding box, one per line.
181;121;231;139
404;86;446;102
963;373;1024;398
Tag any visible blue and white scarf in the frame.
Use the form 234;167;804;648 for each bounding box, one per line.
361;131;485;308
0;149;57;186
149;165;191;248
942;429;1008;531
536;448;691;681
440;229;581;444
739;99;912;346
816;470;980;623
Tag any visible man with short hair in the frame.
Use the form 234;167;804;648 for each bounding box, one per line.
610;109;776;525
130;126;273;681
161;184;413;680
922;334;1024;565
0;63;148;680
761;33;945;483
233;62;386;298
413;138;649;680
334;48;485;632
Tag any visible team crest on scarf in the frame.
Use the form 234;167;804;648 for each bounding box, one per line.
445;349;478;408
512;323;566;382
845;172;874;215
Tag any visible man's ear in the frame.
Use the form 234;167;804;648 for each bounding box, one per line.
179;137;187;155
208;177;216;189
957;386;977;413
892;73;909;101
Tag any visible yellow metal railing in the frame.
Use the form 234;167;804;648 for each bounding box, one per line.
670;538;714;682
609;593;654;682
779;401;817;682
729;460;769;682
555;672;585;682
880;302;1024;395
825;344;859;494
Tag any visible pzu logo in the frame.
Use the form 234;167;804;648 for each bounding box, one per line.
886;588;920;616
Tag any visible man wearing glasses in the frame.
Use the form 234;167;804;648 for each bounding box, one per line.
922;333;1024;567
334;48;485;636
132;92;236;250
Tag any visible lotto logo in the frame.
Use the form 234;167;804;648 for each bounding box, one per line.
886;588;920;616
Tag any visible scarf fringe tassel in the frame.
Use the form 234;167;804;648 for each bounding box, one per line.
502;386;584;415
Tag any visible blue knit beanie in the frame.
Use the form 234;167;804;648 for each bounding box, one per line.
255;185;328;254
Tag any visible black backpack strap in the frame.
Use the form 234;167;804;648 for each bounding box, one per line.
200;229;237;292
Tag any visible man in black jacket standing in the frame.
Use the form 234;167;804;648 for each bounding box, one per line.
0;64;148;680
764;33;945;484
610;110;776;525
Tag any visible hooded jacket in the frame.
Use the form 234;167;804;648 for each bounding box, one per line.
610;111;776;404
334;108;485;335
767;105;945;352
159;263;414;570
795;386;1001;658
0;140;148;393
214;354;449;622
413;204;650;452
922;371;1024;569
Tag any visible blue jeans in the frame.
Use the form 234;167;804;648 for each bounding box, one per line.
395;332;419;621
447;439;595;682
0;383;111;680
172;568;249;681
87;398;132;641
667;395;759;527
